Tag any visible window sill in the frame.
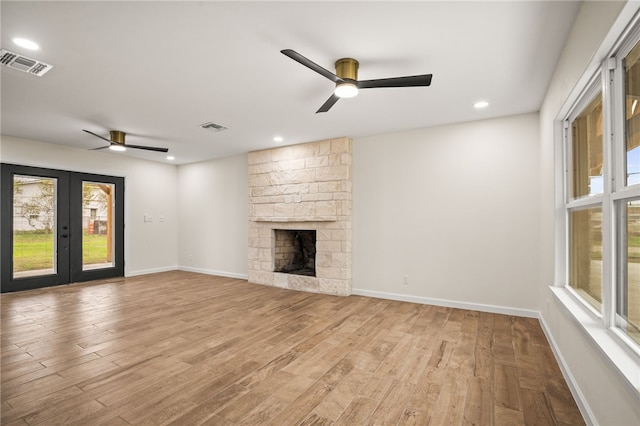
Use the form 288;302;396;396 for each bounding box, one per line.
550;286;640;395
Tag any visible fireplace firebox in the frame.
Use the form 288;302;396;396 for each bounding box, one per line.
274;230;316;277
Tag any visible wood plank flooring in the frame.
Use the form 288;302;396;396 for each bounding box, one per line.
1;271;585;425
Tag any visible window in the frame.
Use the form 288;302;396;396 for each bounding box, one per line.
563;28;640;349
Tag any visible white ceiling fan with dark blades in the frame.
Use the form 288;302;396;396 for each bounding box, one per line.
83;129;168;153
281;49;433;113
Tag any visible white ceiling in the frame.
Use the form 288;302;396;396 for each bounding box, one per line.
1;1;581;165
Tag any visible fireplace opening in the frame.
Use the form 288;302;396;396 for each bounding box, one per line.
274;229;316;277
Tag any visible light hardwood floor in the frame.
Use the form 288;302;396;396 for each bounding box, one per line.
1;271;584;425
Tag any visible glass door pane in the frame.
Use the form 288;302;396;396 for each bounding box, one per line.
12;175;57;278
82;181;115;271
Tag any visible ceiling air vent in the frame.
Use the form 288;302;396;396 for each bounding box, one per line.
199;122;228;132
0;49;53;76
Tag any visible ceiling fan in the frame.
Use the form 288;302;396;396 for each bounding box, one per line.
83;129;168;153
281;49;433;113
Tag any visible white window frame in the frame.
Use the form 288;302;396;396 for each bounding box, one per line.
564;76;607;319
555;10;640;395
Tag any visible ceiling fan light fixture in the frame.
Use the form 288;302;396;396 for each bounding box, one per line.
83;129;167;152
281;49;433;113
335;82;358;98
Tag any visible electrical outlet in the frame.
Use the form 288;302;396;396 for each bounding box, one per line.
402;275;409;285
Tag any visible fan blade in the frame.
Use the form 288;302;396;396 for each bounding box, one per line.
281;49;340;83
83;129;112;143
90;145;111;151
126;144;169;153
316;93;340;113
357;74;433;89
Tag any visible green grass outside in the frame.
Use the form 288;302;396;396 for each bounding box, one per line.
13;232;109;272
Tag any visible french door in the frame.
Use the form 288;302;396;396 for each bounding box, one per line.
1;164;124;292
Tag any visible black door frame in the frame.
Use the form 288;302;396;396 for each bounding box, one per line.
1;163;125;292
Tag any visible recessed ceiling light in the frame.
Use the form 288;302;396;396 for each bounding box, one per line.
13;37;40;50
273;136;284;143
167;155;175;161
474;101;489;109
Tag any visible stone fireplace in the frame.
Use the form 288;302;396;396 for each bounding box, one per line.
248;137;352;296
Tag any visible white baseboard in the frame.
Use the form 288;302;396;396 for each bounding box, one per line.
538;315;596;426
125;265;247;281
126;265;178;277
351;288;539;318
178;265;248;280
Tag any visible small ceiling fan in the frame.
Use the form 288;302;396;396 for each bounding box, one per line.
83;129;168;153
281;49;433;113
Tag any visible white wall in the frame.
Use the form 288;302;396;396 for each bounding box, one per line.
176;154;248;278
539;1;640;425
1;135;179;276
352;112;540;314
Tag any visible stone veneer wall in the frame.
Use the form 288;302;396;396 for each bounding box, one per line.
247;137;352;296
